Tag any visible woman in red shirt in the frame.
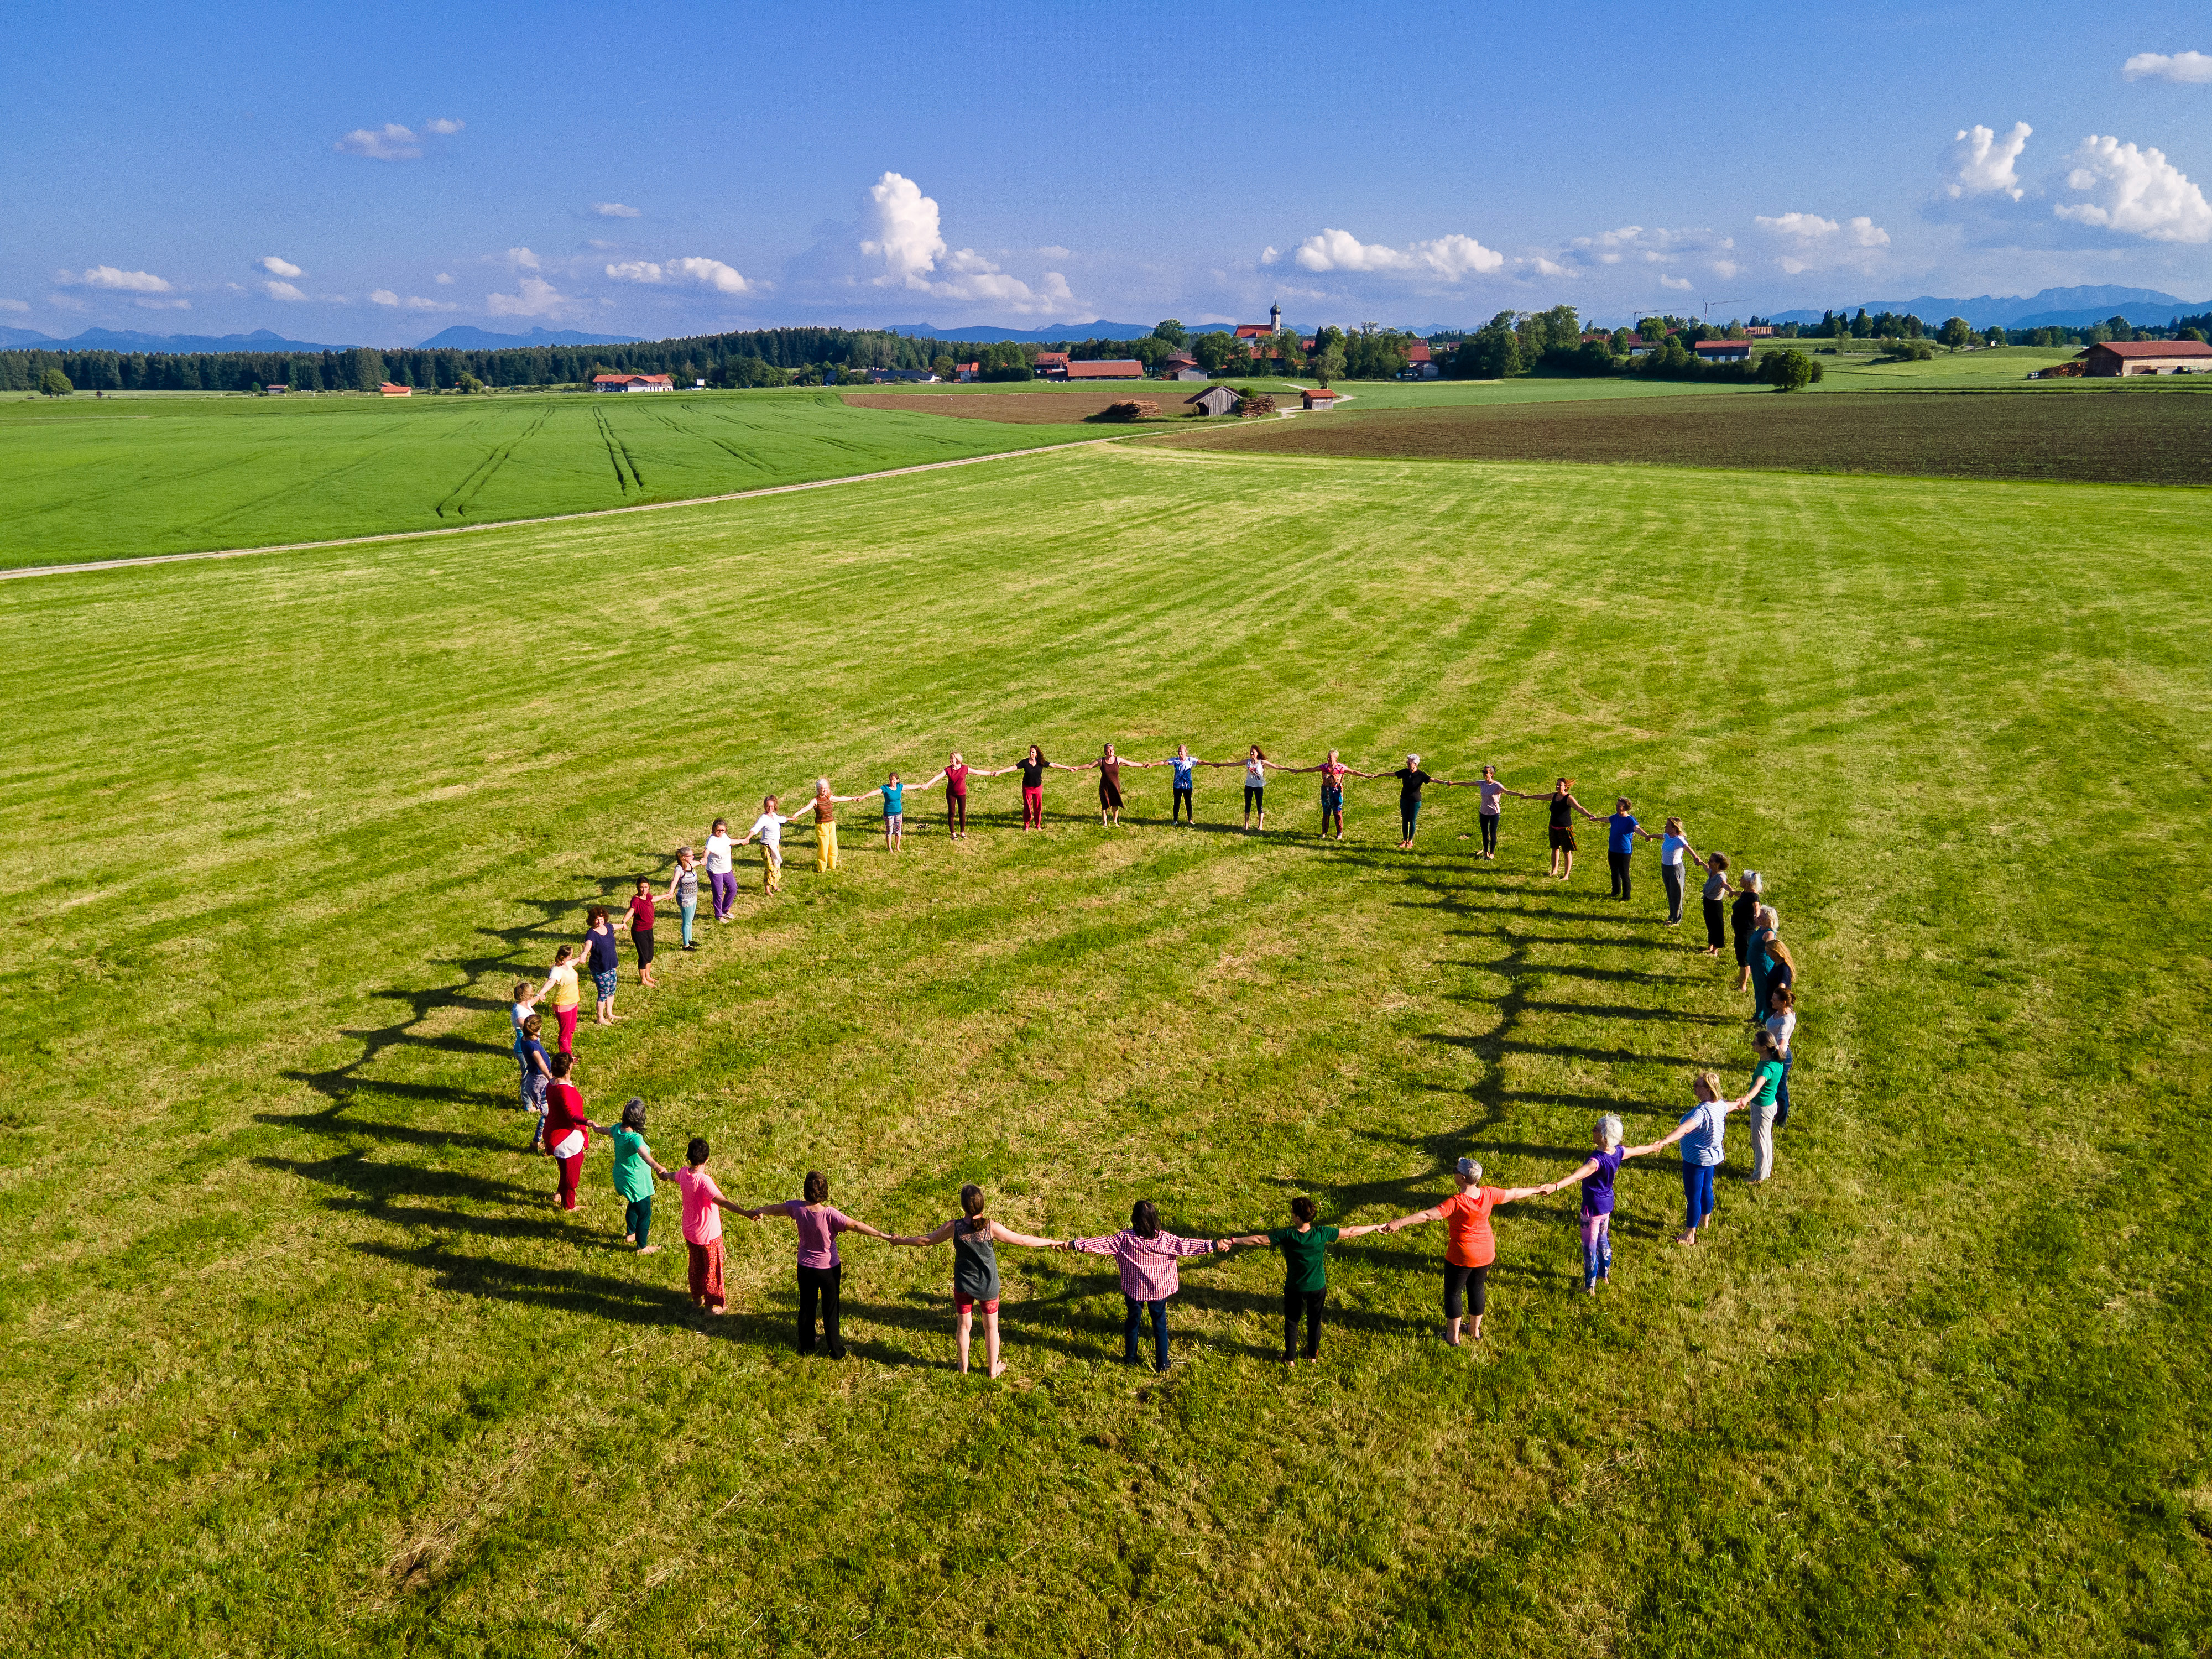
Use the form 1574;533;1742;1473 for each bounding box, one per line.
623;878;658;989
541;1051;604;1212
1385;1156;1551;1345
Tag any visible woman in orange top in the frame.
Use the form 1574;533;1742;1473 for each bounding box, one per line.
1385;1156;1552;1346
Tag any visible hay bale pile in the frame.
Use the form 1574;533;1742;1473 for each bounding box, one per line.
1099;399;1160;421
1238;393;1277;416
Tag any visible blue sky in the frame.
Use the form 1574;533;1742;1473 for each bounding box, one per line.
5;0;2210;343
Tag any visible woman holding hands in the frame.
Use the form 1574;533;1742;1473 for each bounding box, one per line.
895;1185;1064;1377
1009;744;1064;831
1631;1072;1744;1245
1219;1196;1387;1363
1070;1201;1225;1371
744;1171;899;1359
1074;743;1128;827
1281;749;1362;839
1539;778;1604;881
1384;1157;1551;1345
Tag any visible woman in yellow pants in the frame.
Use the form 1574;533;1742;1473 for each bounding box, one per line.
807;778;867;873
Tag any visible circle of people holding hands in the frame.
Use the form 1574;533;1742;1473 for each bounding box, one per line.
499;740;1806;1378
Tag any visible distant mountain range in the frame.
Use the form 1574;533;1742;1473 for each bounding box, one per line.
411;325;645;351
0;323;649;354
1769;285;2209;331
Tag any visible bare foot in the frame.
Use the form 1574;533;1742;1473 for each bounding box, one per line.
1676;1230;1697;1246
622;1233;635;1245
988;1361;1007;1379
637;1245;661;1255
709;1305;728;1316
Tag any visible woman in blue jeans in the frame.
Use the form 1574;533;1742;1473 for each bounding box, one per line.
1630;1073;1744;1245
1069;1199;1225;1370
662;847;700;951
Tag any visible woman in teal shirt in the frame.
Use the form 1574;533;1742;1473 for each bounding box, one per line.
1222;1196;1387;1363
1742;1030;1787;1185
608;1098;674;1254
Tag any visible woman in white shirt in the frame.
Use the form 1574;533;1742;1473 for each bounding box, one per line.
1658;816;1695;926
702;818;737;922
738;795;795;895
1764;984;1798;1128
1240;744;1272;832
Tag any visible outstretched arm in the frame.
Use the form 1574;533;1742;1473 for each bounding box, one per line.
1384;1203;1448;1232
1545;1156;1601;1194
987;1220;1062;1249
1333;1222;1389;1239
896;1218;961;1248
1219;1233;1271;1248
839;1216;896;1243
1626;1121;1693;1158
1489;1185;1549;1205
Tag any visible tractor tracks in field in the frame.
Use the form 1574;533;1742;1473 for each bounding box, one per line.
3;430;1154;583
434;409;553;519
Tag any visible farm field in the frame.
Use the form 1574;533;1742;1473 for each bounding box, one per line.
4;440;2208;1656
1174;385;2212;486
0;388;1102;569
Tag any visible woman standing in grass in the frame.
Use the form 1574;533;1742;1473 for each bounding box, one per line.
1009;744;1060;831
806;777;869;874
1473;764;1510;859
702;818;738;922
1295;748;1361;839
739;794;795;894
1605;797;1647;901
623;878;660;988
1540;778;1602;880
1699;851;1735;956
930;751;982;839
1657;817;1694;926
1069;1201;1226;1371
510;979;540;1100
1219;1196;1387;1363
1080;743;1127;827
609;1098;672;1254
1731;872;1763;992
1537;1113;1663;1293
894;1184;1065;1377
1153;743;1203;826
1629;1072;1742;1245
516;1013;551;1150
1384;1157;1551;1346
662;846;701;952
1741;1030;1788;1185
677;1138;745;1314
541;1051;593;1212
1240;744;1272;832
744;1171;899;1359
875;771;907;852
1752;905;1796;1020
582;906;622;1026
1391;754;1434;849
539;945;582;1054
1765;983;1798;1127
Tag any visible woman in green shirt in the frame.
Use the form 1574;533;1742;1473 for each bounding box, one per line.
1745;1030;1787;1186
608;1098;673;1254
1222;1196;1387;1363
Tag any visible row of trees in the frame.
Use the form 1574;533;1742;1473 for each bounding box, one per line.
1755;308;2208;348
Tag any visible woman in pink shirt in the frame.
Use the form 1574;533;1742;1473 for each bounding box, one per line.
1069;1199;1225;1371
676;1138;747;1314
744;1171;895;1359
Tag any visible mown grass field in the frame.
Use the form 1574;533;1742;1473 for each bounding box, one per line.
4;433;2208;1657
0;388;1102;568
1177;384;2212;486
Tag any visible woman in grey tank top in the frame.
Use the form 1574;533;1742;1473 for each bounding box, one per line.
894;1184;1063;1377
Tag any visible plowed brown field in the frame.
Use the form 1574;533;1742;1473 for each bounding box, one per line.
1164;388;2212;486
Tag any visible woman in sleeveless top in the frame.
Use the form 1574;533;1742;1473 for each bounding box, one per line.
1537;1113;1666;1294
895;1184;1064;1376
1078;742;1126;826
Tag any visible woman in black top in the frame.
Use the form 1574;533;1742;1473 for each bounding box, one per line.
1392;754;1433;848
1731;871;1764;991
896;1184;1063;1376
1009;744;1063;832
1540;778;1603;881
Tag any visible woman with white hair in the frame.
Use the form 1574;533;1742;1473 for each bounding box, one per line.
1384;1156;1551;1345
1390;754;1434;849
1540;1113;1669;1293
804;776;868;873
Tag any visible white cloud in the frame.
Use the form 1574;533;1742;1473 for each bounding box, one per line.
2053;134;2212;241
1528;256;1573;278
422;117;464;135
591;201;641;218
264;280;309;301
487;275;573;318
56;264;174;293
843;171;1078;315
0;298;28;312
372;289;456;311
1287;227;1505;281
1755;212;1890;273
48;295;87;312
507;247;541;270
1259;244;1282;265
435;272;454;284
1944;122;2032;200
135;298;191;310
1037;244;1070;259
257;255;304;278
1712;258;1741;280
604;257;751;294
1660;274;1693;291
2121;50;2212;83
1567;225;1730;265
335;123;423;160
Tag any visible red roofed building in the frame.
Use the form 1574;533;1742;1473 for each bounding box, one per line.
1693;339;1751;363
1404;341;1438;379
591;373;675;392
954;361;980;381
1065;359;1145;379
1301;387;1340;410
1033;351;1071;378
2076;340;2212;376
1235;302;1285;342
378;382;412;396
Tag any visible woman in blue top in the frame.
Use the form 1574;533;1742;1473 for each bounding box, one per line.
857;772;906;853
582;906;623;1027
1631;1073;1745;1245
1541;1113;1666;1293
1605;797;1651;902
1149;744;1203;826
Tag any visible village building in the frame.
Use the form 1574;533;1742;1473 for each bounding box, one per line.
1161;353;1206;381
1065;359;1145;379
1032;351;1071;379
1233;304;1284;346
954;361;980;382
590;373;674;392
1693;340;1751;363
378;382;412;396
1301;388;1340;411
1402;342;1438;379
1186;386;1240;416
263;383;290;394
2075;340;2212;376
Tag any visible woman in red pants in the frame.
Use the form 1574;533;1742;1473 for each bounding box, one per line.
1008;744;1065;831
542;1052;594;1211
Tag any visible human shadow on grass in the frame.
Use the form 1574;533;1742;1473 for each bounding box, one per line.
1421;1031;1712;1071
257;1102;522;1155
259;1147;551;1213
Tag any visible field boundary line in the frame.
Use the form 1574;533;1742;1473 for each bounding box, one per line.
0;430;1149;584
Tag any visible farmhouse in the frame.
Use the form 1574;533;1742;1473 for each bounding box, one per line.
1403;342;1438;379
2075;340;2212;377
954;361;980;381
263;383;289;394
1301;388;1340;410
378;382;412;397
865;367;940;383
1186;387;1240;416
1161;353;1205;381
1745;325;1776;338
1693;340;1751;363
1032;351;1071;378
1066;360;1145;380
590;373;675;392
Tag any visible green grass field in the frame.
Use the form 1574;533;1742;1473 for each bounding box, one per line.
0;389;1103;568
5;434;2208;1656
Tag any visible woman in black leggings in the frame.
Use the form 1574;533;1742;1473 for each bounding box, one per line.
1220;1196;1386;1363
1384;1157;1551;1346
1699;851;1735;956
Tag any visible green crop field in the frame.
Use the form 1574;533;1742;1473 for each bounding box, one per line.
0;389;1102;570
5;434;2208;1657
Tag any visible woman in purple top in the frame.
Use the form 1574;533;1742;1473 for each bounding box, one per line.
1068;1199;1225;1371
1540;1113;1663;1294
743;1170;895;1359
